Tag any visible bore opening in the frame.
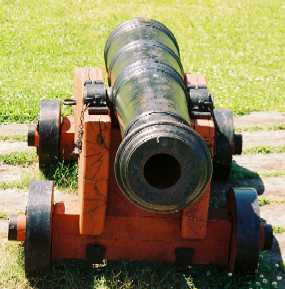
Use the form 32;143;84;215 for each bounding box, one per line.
144;153;181;189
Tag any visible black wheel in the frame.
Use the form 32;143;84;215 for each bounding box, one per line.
25;180;54;275
213;109;236;180
227;187;260;274
38;100;61;170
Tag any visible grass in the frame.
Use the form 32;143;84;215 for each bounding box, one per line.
258;196;271;207
0;241;284;289
273;226;285;234
236;124;285;133
0;151;37;166
0;152;76;191
1;1;285;285
260;171;285;178
243;145;285;155
0;172;33;191
258;197;285;207
0;160;78;192
0;0;285;123
0;148;77;191
41;160;78;191
0;212;8;220
0;135;27;142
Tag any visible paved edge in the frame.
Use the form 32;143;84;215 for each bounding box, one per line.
0;124;29;136
234;111;285;129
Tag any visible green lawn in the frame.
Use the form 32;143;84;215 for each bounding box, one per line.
0;0;285;123
1;1;285;288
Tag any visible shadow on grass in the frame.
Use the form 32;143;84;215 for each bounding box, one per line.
25;255;285;289
211;161;266;208
28;261;192;289
229;161;269;196
41;160;78;191
230;161;266;195
230;160;260;181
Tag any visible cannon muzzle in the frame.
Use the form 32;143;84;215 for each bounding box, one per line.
105;18;212;213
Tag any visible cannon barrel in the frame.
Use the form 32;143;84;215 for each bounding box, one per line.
105;18;212;213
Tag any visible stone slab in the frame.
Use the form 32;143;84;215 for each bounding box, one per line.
0;124;29;136
0;189;78;240
234;111;285;129
0;220;8;239
243;130;285;149
260;204;285;228
0;188;78;216
0;142;31;155
0;164;29;182
234;153;285;173
0;189;28;215
235;177;285;199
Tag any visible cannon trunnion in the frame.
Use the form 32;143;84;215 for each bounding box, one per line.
9;18;272;276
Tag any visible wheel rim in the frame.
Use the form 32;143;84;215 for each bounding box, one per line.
228;187;260;274
25;180;54;275
38;100;61;169
213;109;234;179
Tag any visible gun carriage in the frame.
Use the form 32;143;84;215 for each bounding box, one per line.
8;18;272;275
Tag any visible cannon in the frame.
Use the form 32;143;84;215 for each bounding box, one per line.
9;18;272;275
